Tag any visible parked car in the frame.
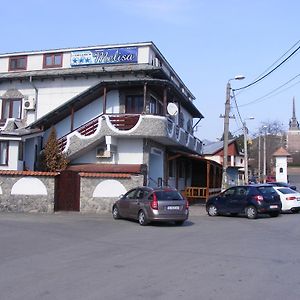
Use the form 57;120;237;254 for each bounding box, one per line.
206;184;282;219
269;182;297;191
272;186;300;213
112;187;189;226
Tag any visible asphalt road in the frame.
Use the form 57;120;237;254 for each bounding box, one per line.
1;208;300;300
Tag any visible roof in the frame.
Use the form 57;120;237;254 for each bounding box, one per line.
0;170;58;176
203;139;236;155
79;172;131;178
67;164;146;174
28;78;203;130
273;147;291;157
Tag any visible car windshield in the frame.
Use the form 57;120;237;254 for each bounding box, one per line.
257;186;277;195
277;187;296;194
155;191;184;201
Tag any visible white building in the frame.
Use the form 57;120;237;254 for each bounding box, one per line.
0;42;204;189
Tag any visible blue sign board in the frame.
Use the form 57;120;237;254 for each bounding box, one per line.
70;47;138;66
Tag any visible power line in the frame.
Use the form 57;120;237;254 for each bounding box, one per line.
251;39;300;82
233;42;300;92
238;73;300;107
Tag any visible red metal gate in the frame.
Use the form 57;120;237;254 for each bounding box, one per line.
55;170;80;211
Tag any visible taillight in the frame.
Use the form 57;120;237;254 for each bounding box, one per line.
150;193;158;210
185;197;189;209
286;196;297;201
253;195;264;202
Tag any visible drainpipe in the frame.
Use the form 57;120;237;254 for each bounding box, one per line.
29;76;38;121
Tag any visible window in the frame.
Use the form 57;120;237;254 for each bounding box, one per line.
279;167;283;173
125;95;144;113
0;142;8;165
9;56;27;71
149;96;163;115
124;189;137;199
18;141;24;161
43;53;63;68
1;99;22;120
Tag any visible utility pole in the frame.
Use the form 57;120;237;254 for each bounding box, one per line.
243;122;249;184
263;130;267;183
258;135;261;182
221;81;231;190
221;75;245;190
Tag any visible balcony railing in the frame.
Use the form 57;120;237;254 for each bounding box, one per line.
108;114;140;130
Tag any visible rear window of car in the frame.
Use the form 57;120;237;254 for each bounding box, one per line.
256;186;277;195
154;191;184;201
277;188;296;194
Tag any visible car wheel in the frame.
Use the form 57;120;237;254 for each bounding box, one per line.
269;212;280;217
138;210;148;226
112;205;120;220
174;220;185;226
245;206;257;219
207;204;218;216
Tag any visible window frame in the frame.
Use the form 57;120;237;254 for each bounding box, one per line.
1;98;22;121
8;56;27;71
125;95;144;114
0;141;9;166
43;53;63;69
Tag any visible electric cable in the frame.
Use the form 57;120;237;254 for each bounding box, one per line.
238;73;300;107
233;43;300;92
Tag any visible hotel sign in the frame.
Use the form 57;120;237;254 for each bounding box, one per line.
70;47;138;66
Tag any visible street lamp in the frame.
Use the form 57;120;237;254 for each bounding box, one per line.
221;75;245;190
243;117;254;184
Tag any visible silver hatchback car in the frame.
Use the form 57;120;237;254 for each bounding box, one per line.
112;187;189;226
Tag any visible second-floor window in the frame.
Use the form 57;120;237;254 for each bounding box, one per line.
149;96;163;115
125;95;144;114
9;56;27;71
43;53;63;68
0;141;8;165
1;98;22;120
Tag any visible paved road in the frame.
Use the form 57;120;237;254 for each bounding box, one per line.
1;207;300;300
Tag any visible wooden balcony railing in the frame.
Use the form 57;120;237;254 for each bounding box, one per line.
108;114;140;130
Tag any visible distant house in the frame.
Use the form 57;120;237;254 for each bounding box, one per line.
203;139;244;185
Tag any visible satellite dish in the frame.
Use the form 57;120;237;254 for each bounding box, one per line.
167;103;178;116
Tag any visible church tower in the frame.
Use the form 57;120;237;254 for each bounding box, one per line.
287;97;300;153
289;97;300;130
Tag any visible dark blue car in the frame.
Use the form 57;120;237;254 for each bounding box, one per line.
206;184;282;219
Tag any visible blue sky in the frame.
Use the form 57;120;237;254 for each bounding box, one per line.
1;0;300;141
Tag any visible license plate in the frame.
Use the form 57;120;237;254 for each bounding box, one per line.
167;206;180;210
270;205;278;209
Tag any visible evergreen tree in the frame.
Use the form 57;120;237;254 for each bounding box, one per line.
40;127;68;172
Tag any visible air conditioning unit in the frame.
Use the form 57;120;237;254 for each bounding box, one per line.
96;147;111;158
24;97;36;110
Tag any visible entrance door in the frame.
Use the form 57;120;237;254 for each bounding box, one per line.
148;148;164;187
55;170;80;211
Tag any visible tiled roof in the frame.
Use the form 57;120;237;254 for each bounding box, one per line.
273;147;291;157
79;172;131;178
0;170;59;176
67;164;145;174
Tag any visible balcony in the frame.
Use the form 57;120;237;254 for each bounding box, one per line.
58;114;203;158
